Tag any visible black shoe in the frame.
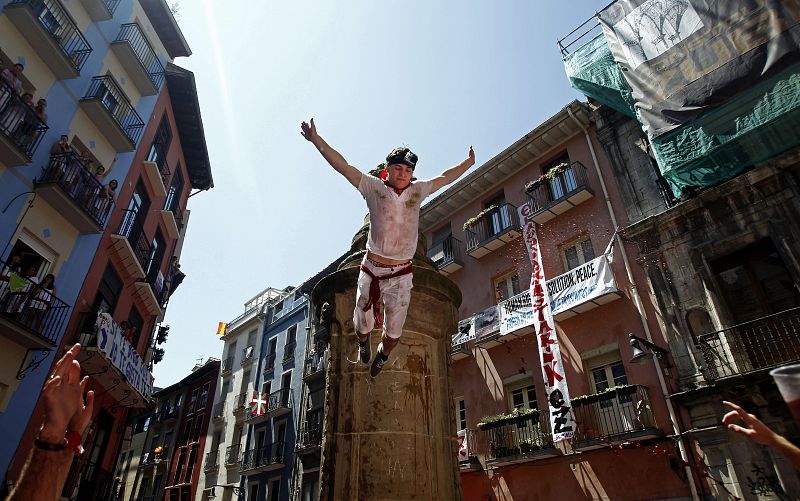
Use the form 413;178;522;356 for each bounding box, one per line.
370;347;389;378
358;336;371;364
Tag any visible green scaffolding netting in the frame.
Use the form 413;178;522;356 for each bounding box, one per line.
563;33;636;118
564;34;800;198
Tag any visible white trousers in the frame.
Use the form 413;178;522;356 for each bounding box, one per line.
353;256;413;340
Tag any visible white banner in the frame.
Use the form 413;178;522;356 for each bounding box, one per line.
95;313;154;400
457;429;470;462
452;317;475;345
518;202;575;442
499;291;533;336
548;253;619;315
473;304;499;341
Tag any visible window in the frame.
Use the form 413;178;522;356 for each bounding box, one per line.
145;230;166;285
127;305;143;347
241;370;251;393
147;115;172;171
561;236;595;272
484;193;510;236
188;389;198;414
586;349;629;408
121;180;151;243
5;238;51;280
455;398;467;431
286;325;297;345
429;225;454;265
506;380;537;411
197;383;209;411
268;478;280;501
268;338;277;355
249;484;259;501
493;271;521;303
165;169;184;213
261;381;271;398
94;263;122;314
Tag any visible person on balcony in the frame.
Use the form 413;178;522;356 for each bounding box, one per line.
24;273;56;331
4;265;37;321
0;254;23;313
92;179;117;221
301;118;474;377
0;91;32;138
0;63;24;113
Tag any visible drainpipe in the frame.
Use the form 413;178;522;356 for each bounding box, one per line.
567;106;700;501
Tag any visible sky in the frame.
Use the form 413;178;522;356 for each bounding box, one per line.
152;0;603;386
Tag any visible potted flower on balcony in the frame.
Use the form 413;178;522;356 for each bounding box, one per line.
463;205;499;232
570;384;638;407
524;162;571;194
477;412;508;430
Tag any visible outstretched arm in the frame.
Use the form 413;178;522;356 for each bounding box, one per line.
430;146;475;192
722;401;800;470
301;118;362;188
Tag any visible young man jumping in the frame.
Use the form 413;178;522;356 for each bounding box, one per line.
301;118;474;377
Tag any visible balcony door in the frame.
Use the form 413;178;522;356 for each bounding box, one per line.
121;180;150;244
485;194;509;237
588;358;632;438
544;154;575;201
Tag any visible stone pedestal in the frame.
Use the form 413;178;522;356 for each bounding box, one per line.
313;224;462;501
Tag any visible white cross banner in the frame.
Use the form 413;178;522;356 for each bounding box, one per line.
518;202;576;442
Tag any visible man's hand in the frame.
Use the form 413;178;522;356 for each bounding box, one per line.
39;344;94;443
721;400;778;446
467;145;475;165
301;118;318;143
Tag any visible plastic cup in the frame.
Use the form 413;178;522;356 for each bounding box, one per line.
770;364;800;423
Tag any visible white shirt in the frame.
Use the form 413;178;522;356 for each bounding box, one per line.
357;174;435;261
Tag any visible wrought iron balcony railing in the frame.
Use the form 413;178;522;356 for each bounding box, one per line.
224;444;241;466
571;384;660;447
204;450;218;471
525;161;593;216
303;354;325;379
234;391;249;413
35;152;114;228
480;411;554;461
241;345;255;365
241;441;285;471
0;79;49;160
296;425;322;452
115;209;151;272
9;0;92;72
221;356;234;373
696;307;800;381
464;203;520;256
158;403;179;422
81;76;144;145
263;353;276;375
283;341;296;362
427;235;465;274
112;23;165;89
0;257;70;346
212;401;225;420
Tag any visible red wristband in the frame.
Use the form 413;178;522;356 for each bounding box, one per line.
65;430;84;456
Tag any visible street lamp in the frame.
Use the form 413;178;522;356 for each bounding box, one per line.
629;333;669;364
207;484;244;499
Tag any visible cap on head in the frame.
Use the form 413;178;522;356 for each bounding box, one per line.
386;147;417;170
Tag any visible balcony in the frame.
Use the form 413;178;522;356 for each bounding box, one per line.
295;425;322;455
110;23;165;95
224;444;241;468
571;385;663;451
212;401;225;421
204;450;218;471
451;340;470;361
109;210;149;280
0;80;49;166
140;447;168;469
0;258;70;349
262;353;276;376
79;0;119;21
160;210;179;240
464;203;521;259
283;341;296;362
480;411;559;466
696;307;800;381
158;403;179;423
524;162;594;224
233;392;249;415
135;268;163;317
221;356;234;375
457;429;481;472
303;353;326;382
79;76;144;151
142;161;168;200
4;0;92;79
72;312;153;408
34;153;113;233
427;235;464;276
247;388;292;424
241;345;256;366
240;441;285;474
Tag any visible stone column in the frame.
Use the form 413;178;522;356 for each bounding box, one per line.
312;222;463;501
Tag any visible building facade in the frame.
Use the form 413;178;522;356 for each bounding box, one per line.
198;287;282;501
0;0;200;482
418;101;695;500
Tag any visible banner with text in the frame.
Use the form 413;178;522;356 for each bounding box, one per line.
457;429;470;462
474;304;500;341
548;253;618;315
598;0;800;137
518;202;576;442
453;317;475;345
499;291;534;336
95;313;154;400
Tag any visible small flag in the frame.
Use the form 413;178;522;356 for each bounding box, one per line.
250;392;267;416
216;322;227;335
